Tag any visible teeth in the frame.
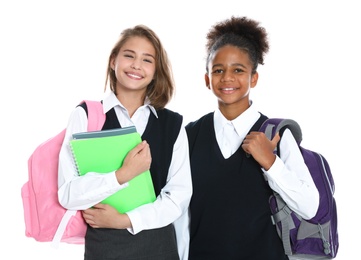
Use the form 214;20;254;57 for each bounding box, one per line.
128;73;141;79
223;88;235;91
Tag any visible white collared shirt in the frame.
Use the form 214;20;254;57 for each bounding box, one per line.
58;91;192;259
214;104;257;158
213;103;319;219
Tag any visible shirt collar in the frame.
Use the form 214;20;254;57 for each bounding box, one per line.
102;91;158;118
214;101;260;138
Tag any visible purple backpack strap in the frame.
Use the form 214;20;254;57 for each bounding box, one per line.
259;118;302;145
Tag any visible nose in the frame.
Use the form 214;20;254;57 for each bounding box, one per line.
131;59;141;70
220;70;234;82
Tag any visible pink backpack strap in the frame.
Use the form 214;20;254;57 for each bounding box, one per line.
83;100;106;131
52;100;105;248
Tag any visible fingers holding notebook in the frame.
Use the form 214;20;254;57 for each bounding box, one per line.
116;140;152;185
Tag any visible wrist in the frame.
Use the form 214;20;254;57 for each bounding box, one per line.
115;167;128;185
115;213;132;229
262;154;276;171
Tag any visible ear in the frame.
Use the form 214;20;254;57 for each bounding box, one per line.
205;73;210;89
110;55;116;70
250;72;259;88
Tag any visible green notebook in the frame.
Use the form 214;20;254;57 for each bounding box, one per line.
70;126;156;213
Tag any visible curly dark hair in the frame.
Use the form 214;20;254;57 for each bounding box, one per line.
205;16;269;74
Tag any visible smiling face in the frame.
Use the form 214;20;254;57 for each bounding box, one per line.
205;45;258;119
111;36;156;96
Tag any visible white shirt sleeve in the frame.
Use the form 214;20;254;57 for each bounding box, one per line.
126;125;192;232
58;106;128;210
57;104;192;260
262;129;320;219
125;125;192;260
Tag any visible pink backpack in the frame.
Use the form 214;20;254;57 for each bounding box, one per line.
21;100;105;247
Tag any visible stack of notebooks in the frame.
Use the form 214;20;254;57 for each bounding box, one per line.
70;126;156;213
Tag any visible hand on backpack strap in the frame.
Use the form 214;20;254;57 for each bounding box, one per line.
242;132;280;170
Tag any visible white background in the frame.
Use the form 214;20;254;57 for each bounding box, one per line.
1;0;359;259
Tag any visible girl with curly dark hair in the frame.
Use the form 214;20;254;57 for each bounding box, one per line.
186;16;319;260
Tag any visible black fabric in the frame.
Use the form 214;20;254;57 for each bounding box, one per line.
102;107;122;130
142;109;183;195
80;103;183;260
186;112;288;260
79;101;121;130
85;224;179;260
80;103;183;196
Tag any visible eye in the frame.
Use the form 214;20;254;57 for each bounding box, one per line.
212;69;223;74
234;68;244;73
143;58;153;63
124;54;134;59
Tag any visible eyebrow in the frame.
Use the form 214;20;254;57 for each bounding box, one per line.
123;49;155;60
211;63;246;69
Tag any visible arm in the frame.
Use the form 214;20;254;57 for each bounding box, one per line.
57;106;128;210
242;129;319;219
81;124;192;259
82;125;192;231
126;125;192;233
262;129;319;219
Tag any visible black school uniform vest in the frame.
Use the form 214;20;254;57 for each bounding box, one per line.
186;112;288;260
80;103;183;260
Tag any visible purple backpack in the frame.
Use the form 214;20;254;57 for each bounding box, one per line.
259;118;339;259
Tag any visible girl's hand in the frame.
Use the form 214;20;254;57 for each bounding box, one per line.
115;140;152;184
242;132;280;170
82;203;131;229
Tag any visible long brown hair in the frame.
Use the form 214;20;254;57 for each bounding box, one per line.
104;25;174;110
